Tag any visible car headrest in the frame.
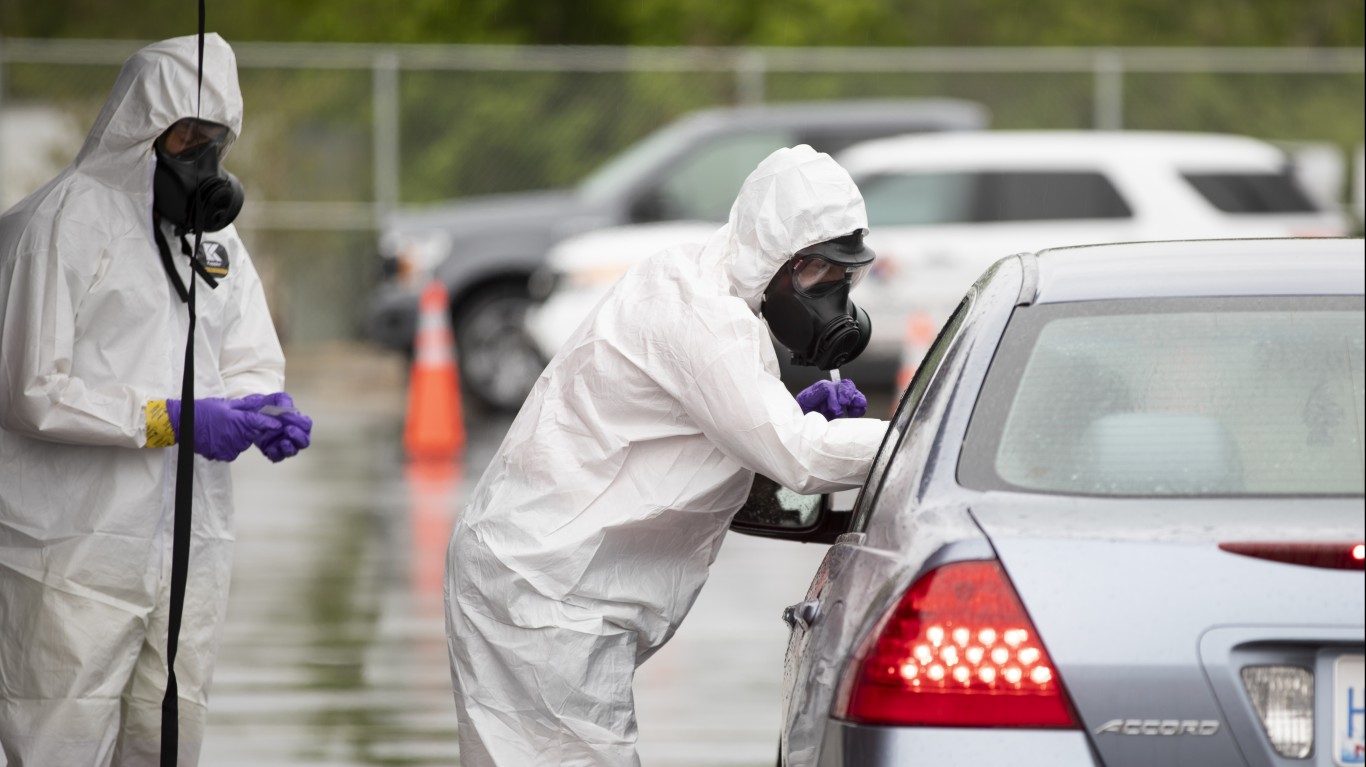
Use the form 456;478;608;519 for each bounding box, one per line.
1074;412;1244;495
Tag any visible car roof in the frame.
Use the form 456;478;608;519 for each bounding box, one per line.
839;130;1290;172
1024;238;1366;304
677;98;990;133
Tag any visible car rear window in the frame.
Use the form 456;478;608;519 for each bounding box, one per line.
1182;171;1320;214
859;170;1132;227
959;296;1365;497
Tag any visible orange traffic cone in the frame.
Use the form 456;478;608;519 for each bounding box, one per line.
404;279;465;460
894;310;940;395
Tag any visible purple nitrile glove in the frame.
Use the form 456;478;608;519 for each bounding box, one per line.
796;379;868;420
166;397;282;462
248;392;313;463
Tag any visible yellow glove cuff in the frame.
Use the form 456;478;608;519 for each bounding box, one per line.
145;400;176;448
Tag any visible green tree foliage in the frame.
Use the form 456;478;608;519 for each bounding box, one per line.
4;2;1359;342
4;0;1361;204
3;0;1362;46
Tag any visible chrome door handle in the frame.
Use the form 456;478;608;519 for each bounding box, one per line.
782;599;820;630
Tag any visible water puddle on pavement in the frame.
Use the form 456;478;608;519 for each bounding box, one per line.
203;397;463;765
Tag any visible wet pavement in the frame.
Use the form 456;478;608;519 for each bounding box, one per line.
199;343;890;766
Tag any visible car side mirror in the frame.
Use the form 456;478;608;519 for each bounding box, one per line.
729;474;857;544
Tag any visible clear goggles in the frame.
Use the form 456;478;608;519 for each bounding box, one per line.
156;118;233;160
791;254;871;295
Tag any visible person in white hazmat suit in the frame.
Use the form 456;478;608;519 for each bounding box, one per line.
444;144;888;766
0;35;311;765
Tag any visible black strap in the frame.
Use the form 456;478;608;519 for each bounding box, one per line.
159;229;196;767
154;229;222;304
194;1;205;119
181;234;220;289
153;229;220;304
153;226;189;303
161;2;206;763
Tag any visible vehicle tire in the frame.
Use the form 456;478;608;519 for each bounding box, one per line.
451;281;547;413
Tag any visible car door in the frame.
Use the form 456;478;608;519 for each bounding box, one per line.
776;294;978;766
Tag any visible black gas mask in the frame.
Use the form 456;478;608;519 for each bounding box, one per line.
761;230;874;370
152;117;244;234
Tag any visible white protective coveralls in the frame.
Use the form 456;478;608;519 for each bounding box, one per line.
444;144;889;766
0;35;284;765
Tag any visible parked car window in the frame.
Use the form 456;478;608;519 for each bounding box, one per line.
859;172;977;226
1182;171;1320;214
576;118;701;204
960;296;1366;496
978;171;1132;222
653;130;796;221
850;296;973;532
857;170;1131;227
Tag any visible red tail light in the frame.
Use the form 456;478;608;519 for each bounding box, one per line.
1219;541;1366;570
835;559;1078;728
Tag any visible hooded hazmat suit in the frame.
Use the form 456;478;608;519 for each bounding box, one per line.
0;35;284;765
444;145;889;766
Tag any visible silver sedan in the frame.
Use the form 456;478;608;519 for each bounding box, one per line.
733;237;1366;767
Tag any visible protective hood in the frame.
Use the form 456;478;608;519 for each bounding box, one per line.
74;33;242;198
702;144;869;313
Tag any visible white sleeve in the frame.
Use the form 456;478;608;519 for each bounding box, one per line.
0;228;148;447
666;309;887;495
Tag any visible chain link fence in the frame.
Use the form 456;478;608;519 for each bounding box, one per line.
2;40;1362;342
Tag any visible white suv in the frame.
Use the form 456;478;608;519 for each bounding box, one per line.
526;131;1353;389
